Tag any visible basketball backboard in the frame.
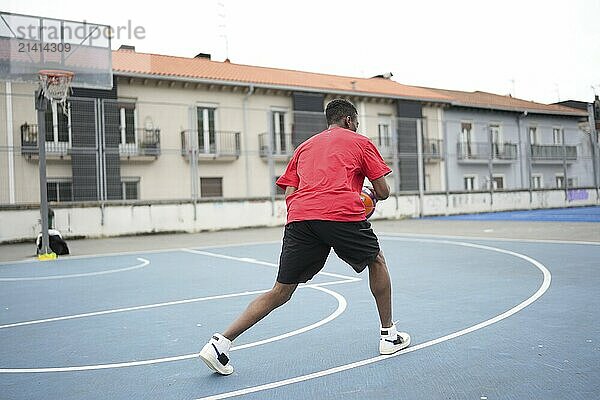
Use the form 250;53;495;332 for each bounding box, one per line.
0;11;112;89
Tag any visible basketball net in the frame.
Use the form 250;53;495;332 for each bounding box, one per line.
38;70;74;119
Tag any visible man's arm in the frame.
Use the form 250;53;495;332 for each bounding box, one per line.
285;186;297;198
370;176;390;200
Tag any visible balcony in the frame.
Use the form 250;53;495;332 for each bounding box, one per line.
457;141;518;163
368;137;444;163
530;144;577;164
181;130;241;161
258;132;294;162
119;128;161;160
20;123;71;159
423;139;443;162
368;137;394;160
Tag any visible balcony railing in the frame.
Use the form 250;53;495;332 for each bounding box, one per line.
530;144;577;162
423;139;443;161
368;137;444;163
457;141;518;161
20;123;70;157
119;128;161;158
368;137;394;160
181;130;241;160
258;132;294;160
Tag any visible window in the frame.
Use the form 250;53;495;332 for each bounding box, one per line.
271;111;289;154
121;178;140;200
197;106;217;154
200;177;223;197
377;115;392;148
44;102;70;151
490;124;502;157
47;180;73;202
460;122;473;157
555;175;565;189
464;175;476;191
491;175;504;190
567;177;577;188
529;126;539;145
532;174;543;189
552;127;563;145
119;102;137;146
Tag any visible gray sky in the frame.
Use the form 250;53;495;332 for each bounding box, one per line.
5;0;600;104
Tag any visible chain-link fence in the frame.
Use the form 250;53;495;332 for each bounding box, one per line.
1;91;599;210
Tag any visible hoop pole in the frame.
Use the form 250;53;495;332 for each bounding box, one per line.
35;90;53;259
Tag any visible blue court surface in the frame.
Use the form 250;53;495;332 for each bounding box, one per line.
1;234;599;399
426;205;600;222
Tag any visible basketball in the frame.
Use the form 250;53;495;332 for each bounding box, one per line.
360;187;377;219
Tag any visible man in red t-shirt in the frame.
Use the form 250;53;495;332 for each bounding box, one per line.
200;99;410;375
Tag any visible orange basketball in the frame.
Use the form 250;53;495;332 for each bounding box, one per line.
360;187;377;219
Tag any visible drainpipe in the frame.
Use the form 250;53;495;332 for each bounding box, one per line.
242;85;255;198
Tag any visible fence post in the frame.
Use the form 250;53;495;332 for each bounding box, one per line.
391;117;400;211
562;129;568;201
587;103;599;201
188;106;199;220
35;90;50;256
487;123;494;208
416;118;424;217
442;119;450;209
5;82;15;204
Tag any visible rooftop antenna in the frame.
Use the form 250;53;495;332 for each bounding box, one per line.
218;1;230;60
510;78;516;97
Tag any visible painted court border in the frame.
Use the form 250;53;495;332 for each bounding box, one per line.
0;235;567;399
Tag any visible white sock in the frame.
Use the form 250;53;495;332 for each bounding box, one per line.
381;323;398;338
211;333;232;353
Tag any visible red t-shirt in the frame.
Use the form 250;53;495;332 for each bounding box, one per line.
276;126;391;223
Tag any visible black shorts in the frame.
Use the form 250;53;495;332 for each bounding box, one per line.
277;220;381;284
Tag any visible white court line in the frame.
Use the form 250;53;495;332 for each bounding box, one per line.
0;258;150;282
0;284;348;373
0;251;359;373
380;232;600;246
0;240;283;266
181;249;362;283
0;288;270;330
194;238;553;400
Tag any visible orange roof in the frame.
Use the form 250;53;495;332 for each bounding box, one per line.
429;88;587;117
112;49;450;102
112;49;586;117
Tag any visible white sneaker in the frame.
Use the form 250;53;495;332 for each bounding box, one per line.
379;323;411;355
199;333;234;375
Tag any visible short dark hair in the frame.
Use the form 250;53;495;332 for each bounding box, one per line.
325;99;357;125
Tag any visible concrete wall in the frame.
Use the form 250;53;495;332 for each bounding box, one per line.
1;189;597;243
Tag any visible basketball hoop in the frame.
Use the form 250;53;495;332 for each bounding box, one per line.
38;69;74;117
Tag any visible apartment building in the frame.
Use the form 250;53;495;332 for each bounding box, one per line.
0;48;594;205
430;89;590;192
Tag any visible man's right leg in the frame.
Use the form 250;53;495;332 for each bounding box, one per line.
367;251;410;355
199;282;297;375
223;282;298;341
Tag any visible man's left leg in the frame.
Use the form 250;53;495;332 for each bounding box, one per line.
199;282;297;375
367;251;411;355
